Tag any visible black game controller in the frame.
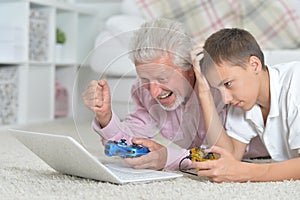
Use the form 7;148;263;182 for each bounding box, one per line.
104;139;150;158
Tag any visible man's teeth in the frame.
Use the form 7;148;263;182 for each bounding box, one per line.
158;91;172;99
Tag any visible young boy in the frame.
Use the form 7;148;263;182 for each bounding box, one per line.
191;28;300;182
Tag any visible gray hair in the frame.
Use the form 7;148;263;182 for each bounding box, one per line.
129;18;192;71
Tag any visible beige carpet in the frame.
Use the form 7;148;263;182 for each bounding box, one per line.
1;118;300;200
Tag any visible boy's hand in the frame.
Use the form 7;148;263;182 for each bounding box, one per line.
192;146;250;183
82;79;112;127
190;46;211;94
124;138;167;170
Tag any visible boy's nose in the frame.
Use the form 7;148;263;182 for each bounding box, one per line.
223;90;233;104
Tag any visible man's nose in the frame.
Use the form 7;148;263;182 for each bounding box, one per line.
149;82;162;98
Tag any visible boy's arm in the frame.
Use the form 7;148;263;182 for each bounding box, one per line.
191;49;244;159
256;156;300;181
199;93;248;160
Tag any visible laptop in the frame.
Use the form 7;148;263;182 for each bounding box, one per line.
9;129;182;184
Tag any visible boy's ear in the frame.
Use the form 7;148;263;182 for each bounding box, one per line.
249;56;262;74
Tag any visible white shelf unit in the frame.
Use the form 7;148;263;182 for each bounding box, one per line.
0;0;99;126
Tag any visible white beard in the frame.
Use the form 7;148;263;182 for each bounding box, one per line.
156;92;184;111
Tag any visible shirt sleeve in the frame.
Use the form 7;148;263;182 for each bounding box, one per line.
165;147;191;170
225;106;257;144
287;86;300;151
92;112;129;140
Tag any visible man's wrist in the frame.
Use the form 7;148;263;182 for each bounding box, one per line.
96;111;112;128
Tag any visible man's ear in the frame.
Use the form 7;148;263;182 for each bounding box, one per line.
249;56;262;74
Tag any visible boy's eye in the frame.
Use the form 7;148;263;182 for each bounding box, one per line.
224;81;232;87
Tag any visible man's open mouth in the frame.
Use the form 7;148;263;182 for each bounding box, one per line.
158;91;173;99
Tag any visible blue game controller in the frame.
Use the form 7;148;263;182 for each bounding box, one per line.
104;139;150;158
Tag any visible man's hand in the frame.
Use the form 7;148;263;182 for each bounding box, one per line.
125;138;167;170
192;146;252;183
82;79;112;127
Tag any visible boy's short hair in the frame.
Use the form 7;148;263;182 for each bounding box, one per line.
201;28;266;73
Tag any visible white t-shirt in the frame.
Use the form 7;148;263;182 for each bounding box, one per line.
226;62;300;161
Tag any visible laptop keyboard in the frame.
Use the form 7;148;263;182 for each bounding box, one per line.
105;163;180;181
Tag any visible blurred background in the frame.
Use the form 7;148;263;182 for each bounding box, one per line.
1;0;300;131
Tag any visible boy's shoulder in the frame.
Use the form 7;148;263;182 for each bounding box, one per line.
270;61;300;73
269;61;300;81
269;62;300;103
